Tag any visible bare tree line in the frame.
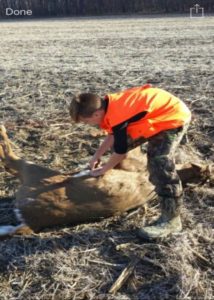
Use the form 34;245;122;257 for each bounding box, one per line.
0;0;213;17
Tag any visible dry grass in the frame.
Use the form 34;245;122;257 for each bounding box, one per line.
0;16;213;299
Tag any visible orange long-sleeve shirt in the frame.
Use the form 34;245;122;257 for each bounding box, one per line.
100;84;191;153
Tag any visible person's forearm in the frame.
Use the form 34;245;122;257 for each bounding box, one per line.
94;134;114;159
103;152;126;172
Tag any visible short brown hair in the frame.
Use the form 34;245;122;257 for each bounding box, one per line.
69;93;103;122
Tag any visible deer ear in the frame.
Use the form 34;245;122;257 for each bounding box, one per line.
0;143;5;159
0;126;9;145
0;142;10;156
0;125;7;135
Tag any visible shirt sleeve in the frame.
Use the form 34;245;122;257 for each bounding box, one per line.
112;110;148;154
112;122;128;154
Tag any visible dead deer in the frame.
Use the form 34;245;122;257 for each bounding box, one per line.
0;125;211;237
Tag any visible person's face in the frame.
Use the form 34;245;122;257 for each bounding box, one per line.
78;110;105;126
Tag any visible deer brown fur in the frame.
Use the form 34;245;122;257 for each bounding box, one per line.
0;125;211;237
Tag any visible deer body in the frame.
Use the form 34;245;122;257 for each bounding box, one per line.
0;126;154;235
0;125;211;237
14;162;152;232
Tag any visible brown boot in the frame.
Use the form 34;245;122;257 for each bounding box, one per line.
138;197;182;239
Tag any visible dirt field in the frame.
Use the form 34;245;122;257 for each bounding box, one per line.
0;16;213;299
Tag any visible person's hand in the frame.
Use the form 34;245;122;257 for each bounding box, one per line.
89;156;101;170
90;167;107;177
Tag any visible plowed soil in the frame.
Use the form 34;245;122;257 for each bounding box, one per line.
0;16;213;300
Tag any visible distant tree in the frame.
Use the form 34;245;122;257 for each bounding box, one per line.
0;0;213;18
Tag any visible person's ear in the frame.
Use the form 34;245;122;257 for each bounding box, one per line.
94;109;104;117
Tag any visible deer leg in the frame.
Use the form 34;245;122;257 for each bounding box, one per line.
0;224;33;237
0;207;33;237
177;163;212;185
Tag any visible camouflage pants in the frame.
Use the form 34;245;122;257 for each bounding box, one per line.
127;123;190;210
